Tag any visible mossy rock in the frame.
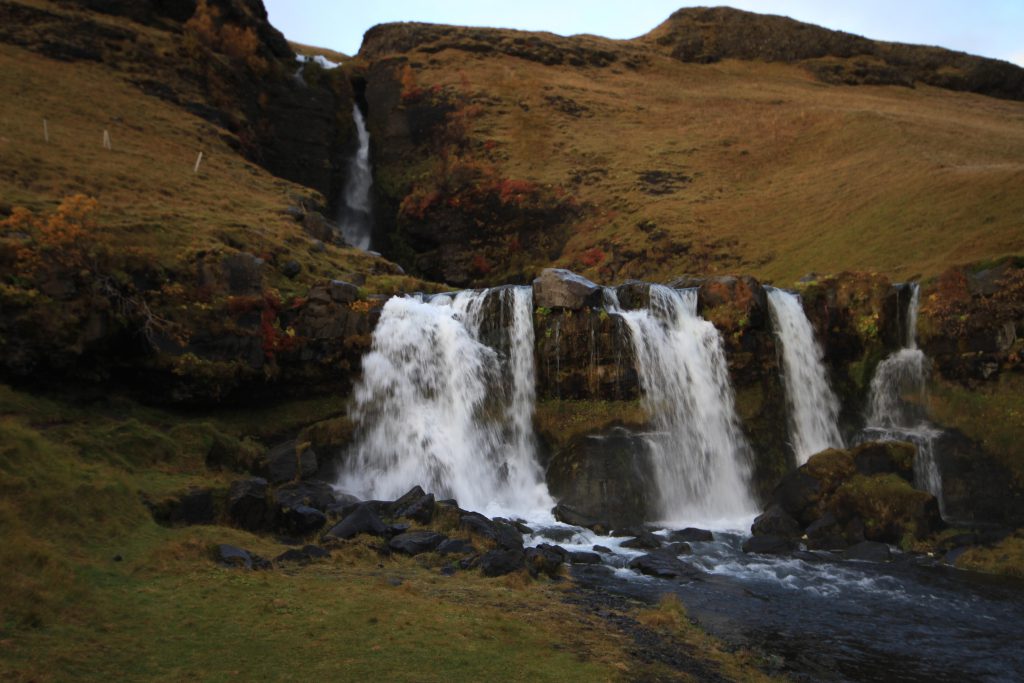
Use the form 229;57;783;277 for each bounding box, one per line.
828;473;942;547
850;440;915;481
804;448;856;494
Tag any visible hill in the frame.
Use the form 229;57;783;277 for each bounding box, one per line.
356;8;1024;287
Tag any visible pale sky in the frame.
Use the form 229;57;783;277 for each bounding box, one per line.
264;1;1024;67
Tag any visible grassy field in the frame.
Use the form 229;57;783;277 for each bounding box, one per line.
0;383;781;681
385;34;1024;286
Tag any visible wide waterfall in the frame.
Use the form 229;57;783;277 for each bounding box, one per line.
611;285;755;524
338;104;374;250
336;287;552;517
766;288;843;465
863;283;944;512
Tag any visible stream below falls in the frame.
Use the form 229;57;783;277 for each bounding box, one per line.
550;525;1024;682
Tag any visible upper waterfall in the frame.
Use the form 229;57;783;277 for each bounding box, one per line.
338;104;374;250
766;288;843;465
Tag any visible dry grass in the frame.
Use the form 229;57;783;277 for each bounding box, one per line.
388;40;1024;285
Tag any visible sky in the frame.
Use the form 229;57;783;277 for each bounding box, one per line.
263;0;1024;67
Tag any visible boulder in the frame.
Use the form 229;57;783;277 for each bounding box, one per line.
552;503;610;534
751;504;802;538
827;474;943;545
220;252;263;296
437;538;474;555
216;544;251;569
532;268;602;309
666;527;714;543
273;481;337;513
804;512;849;551
389;531;447;556
228;477;271;532
843;541;892;562
614;280;651;310
661;542;692;556
772;469;822;526
279;505;327;536
393;490;435;524
621;532;663;550
459;513;523;551
265;440;318;484
569;551;603;565
479;548;525;577
628;552;702;580
274;545;331;564
851;441;915;481
323;503;388;540
329;280;359;304
742;535;798;555
525;545;565;577
546;429;656;530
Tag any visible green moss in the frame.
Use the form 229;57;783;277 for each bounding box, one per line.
830;473;936;546
804;449;856;492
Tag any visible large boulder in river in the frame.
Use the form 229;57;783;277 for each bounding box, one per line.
532;268;602;309
547;428;656;530
827;474;942;545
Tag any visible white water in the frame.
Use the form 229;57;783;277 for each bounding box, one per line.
864;283;944;511
338;104;373;250
766;288;844;464
337;288;552;517
610;285;755;525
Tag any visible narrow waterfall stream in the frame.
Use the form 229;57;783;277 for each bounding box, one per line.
338;103;373;250
336;287;551;517
863;283;944;512
766;288;843;464
610;285;755;524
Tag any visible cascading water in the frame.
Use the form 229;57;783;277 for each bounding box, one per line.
610;285;755;524
336;287;552;517
338;104;373;250
863;283;944;512
766;288;843;464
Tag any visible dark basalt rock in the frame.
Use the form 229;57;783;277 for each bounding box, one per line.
459;513;524;551
278;505;327;536
661;542;692;556
525;544;566;577
479;548;525;577
274;544;331;564
666;527;714;543
569;551;603;565
391;487;436;524
851;440;915;481
216;544;253;570
323;503;388;540
265;440;318;484
804;512;849;551
532;268;602;310
547;429;656;531
388;531;448;556
437;538;474;555
742;535;798;555
751;504;802;538
773;470;823;527
628;552;702;580
843;540;892;562
273;480;337;514
228;477;271;532
621;532;663;550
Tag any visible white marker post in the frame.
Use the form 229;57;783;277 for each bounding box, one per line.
194;151;203;174
43;118;49;143
102;130;111;150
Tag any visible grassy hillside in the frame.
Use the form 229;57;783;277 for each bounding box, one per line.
359;13;1024;287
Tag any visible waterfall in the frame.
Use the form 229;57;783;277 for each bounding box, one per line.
766;288;843;465
337;287;552;516
338;104;373;250
611;285;755;524
863;283;944;513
